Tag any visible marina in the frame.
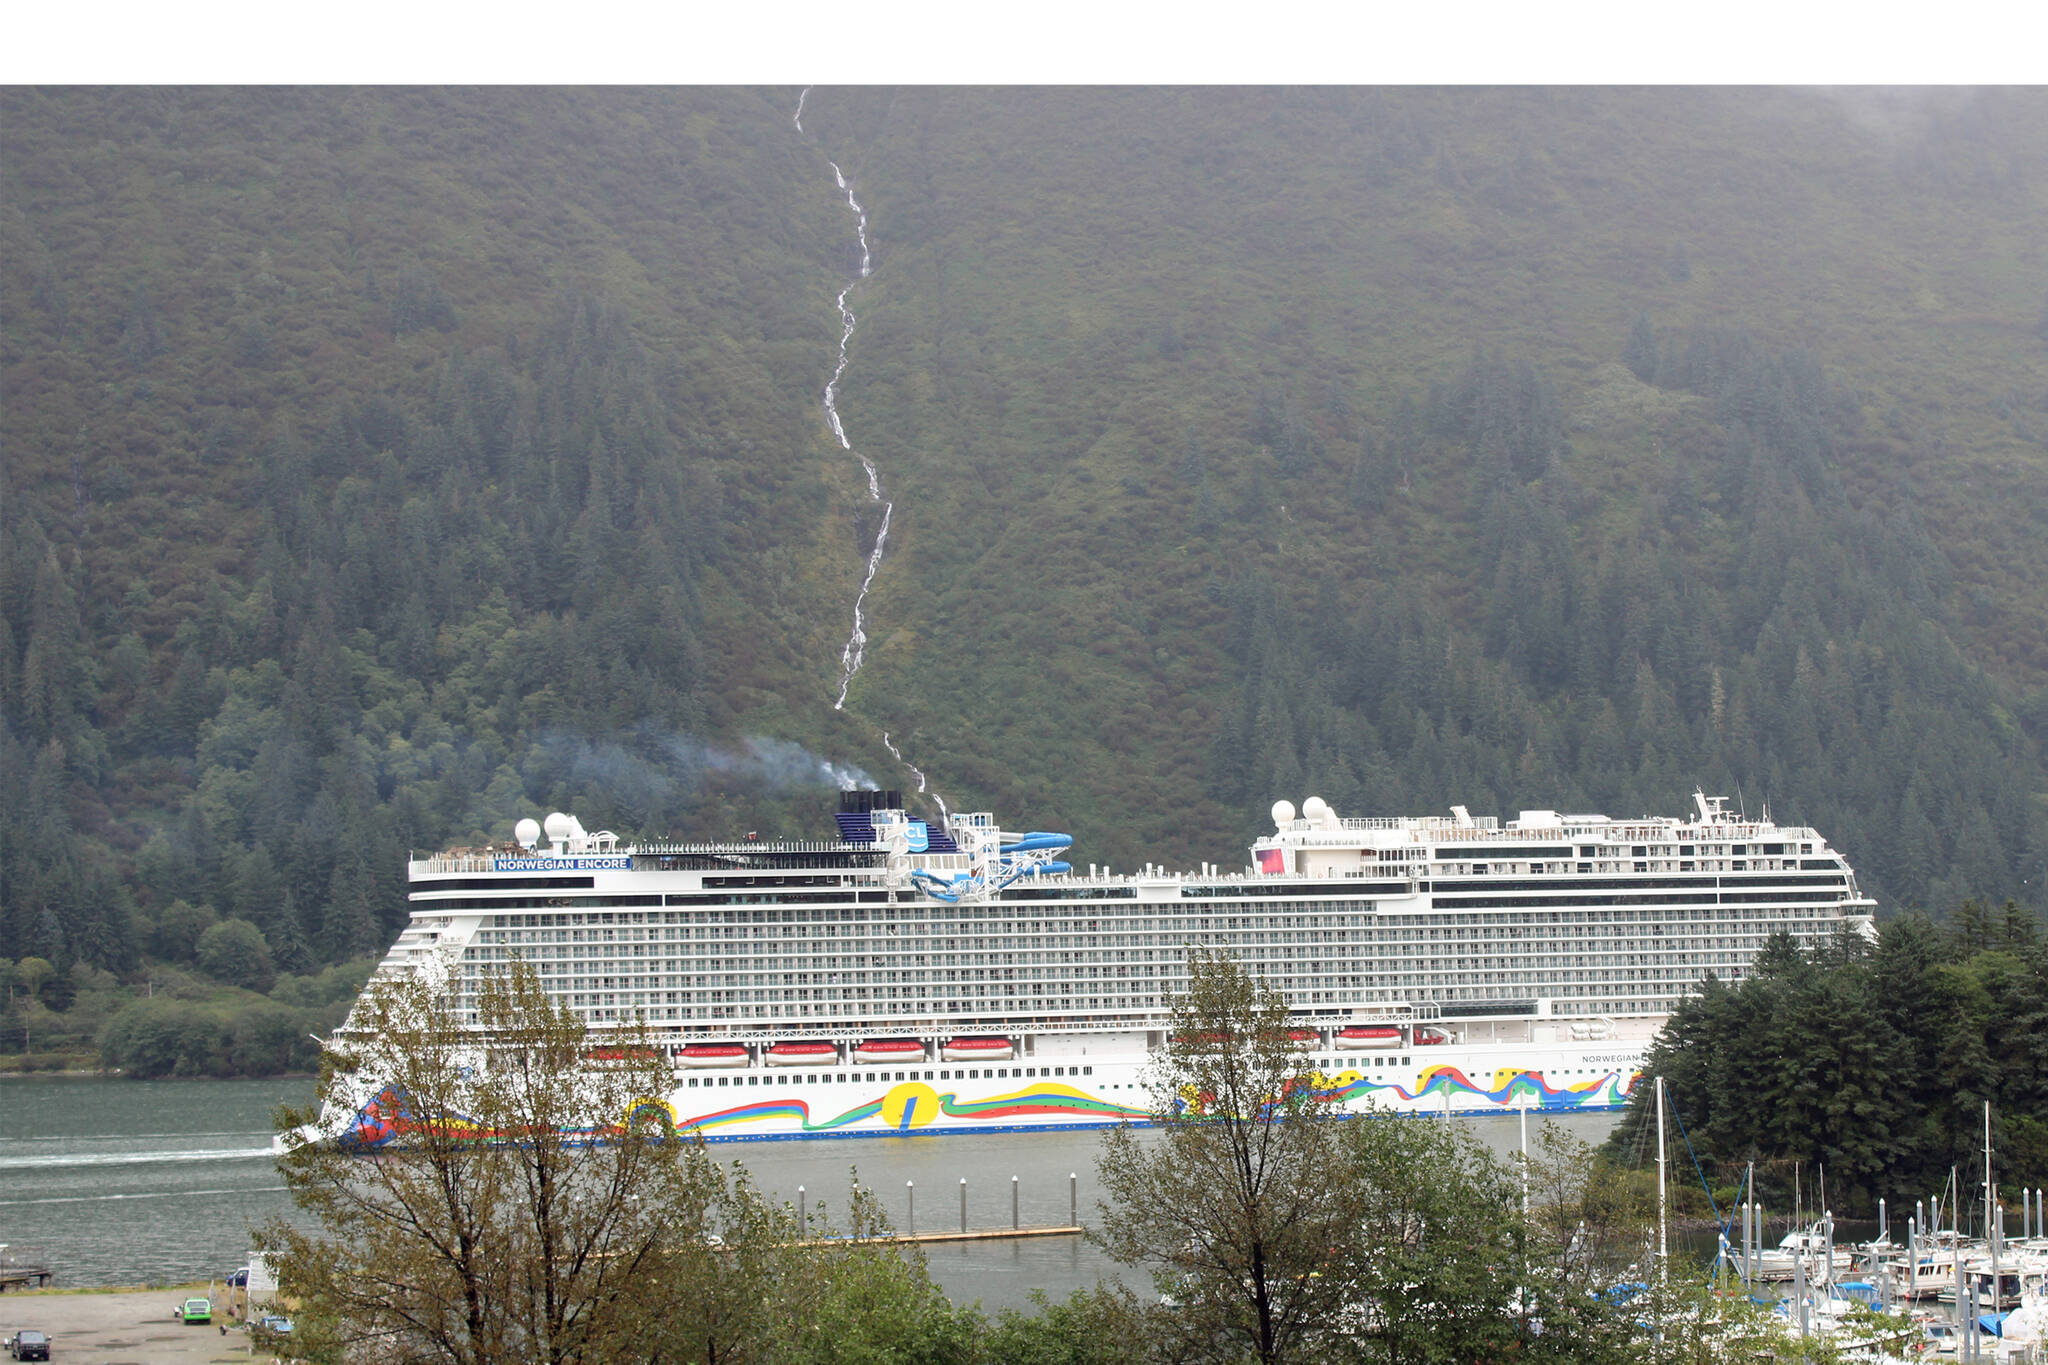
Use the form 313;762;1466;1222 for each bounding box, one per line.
1706;1110;2048;1360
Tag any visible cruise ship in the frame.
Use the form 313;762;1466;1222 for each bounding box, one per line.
336;790;1874;1144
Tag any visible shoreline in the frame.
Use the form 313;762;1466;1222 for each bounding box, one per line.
0;1068;317;1080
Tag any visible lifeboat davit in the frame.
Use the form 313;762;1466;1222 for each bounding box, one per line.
679;1043;751;1069
941;1037;1014;1062
765;1041;839;1067
853;1038;926;1064
1335;1026;1404;1050
1414;1027;1449;1046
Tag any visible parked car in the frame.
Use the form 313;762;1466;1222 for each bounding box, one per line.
7;1330;52;1361
176;1296;213;1324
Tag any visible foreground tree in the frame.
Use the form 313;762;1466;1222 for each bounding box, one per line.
772;1178;988;1365
1093;951;1362;1365
259;963;997;1365
259;962;717;1365
1094;953;1675;1365
1333;1117;1541;1365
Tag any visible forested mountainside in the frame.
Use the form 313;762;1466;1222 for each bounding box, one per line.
3;88;2046;1064
800;86;2048;890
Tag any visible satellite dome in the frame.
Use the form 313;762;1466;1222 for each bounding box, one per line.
543;812;574;843
1301;796;1330;823
1271;800;1296;827
514;818;542;849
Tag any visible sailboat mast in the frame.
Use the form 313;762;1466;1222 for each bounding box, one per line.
1984;1099;1994;1240
1656;1075;1668;1282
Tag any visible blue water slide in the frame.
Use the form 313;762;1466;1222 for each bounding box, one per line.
1000;832;1072;853
911;868;980;903
1022;861;1072;876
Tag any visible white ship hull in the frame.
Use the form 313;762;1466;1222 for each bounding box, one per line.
657;1036;1647;1142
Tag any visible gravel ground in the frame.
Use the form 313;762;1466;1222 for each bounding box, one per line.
2;1286;291;1364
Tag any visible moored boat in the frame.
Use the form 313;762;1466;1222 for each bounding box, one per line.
1335;1026;1404;1050
940;1037;1014;1061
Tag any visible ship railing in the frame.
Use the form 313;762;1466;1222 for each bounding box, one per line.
411;855;503;874
1295;816;1506;833
630;838;855;855
659;1012;1182;1045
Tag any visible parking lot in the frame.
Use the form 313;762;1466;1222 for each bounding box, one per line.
3;1287;285;1363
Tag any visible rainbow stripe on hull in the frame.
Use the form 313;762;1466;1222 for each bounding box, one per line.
336;1056;1645;1148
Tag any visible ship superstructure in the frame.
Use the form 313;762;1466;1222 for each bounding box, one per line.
342;790;1873;1142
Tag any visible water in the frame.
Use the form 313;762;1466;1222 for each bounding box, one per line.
0;1076;1621;1307
0;1075;311;1288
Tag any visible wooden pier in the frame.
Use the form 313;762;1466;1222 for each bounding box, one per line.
0;1244;54;1291
889;1225;1082;1246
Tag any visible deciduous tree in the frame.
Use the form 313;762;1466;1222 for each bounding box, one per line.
260;962;713;1365
1093;950;1362;1365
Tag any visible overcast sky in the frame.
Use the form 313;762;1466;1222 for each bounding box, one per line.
8;1;2045;85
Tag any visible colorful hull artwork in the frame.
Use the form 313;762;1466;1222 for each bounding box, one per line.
337;1062;1642;1148
334;1086;685;1149
678;1081;1151;1140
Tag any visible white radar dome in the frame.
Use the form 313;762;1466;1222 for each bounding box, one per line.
1271;800;1296;827
543;812;574;843
514;818;542;849
1301;796;1330;823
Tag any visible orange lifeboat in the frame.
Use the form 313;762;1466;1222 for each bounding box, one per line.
679;1043;751;1069
1335;1026;1404;1051
853;1038;926;1064
765;1041;838;1067
941;1037;1014;1062
1414;1027;1450;1046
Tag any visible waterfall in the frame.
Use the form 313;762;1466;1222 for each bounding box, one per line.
796;88;946;817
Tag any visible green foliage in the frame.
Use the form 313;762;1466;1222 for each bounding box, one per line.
263;963;1009;1365
12;955;55;997
780;1185;985;1365
1094;951;1357;1365
195;916;275;992
980;1289;1136;1365
1203;335;2046;918
98;996;231;1078
1605;909;2048;1212
817;88;2048;881
1;88;871;1016
263;963;715;1365
1088;954;1835;1364
150;899;218;964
